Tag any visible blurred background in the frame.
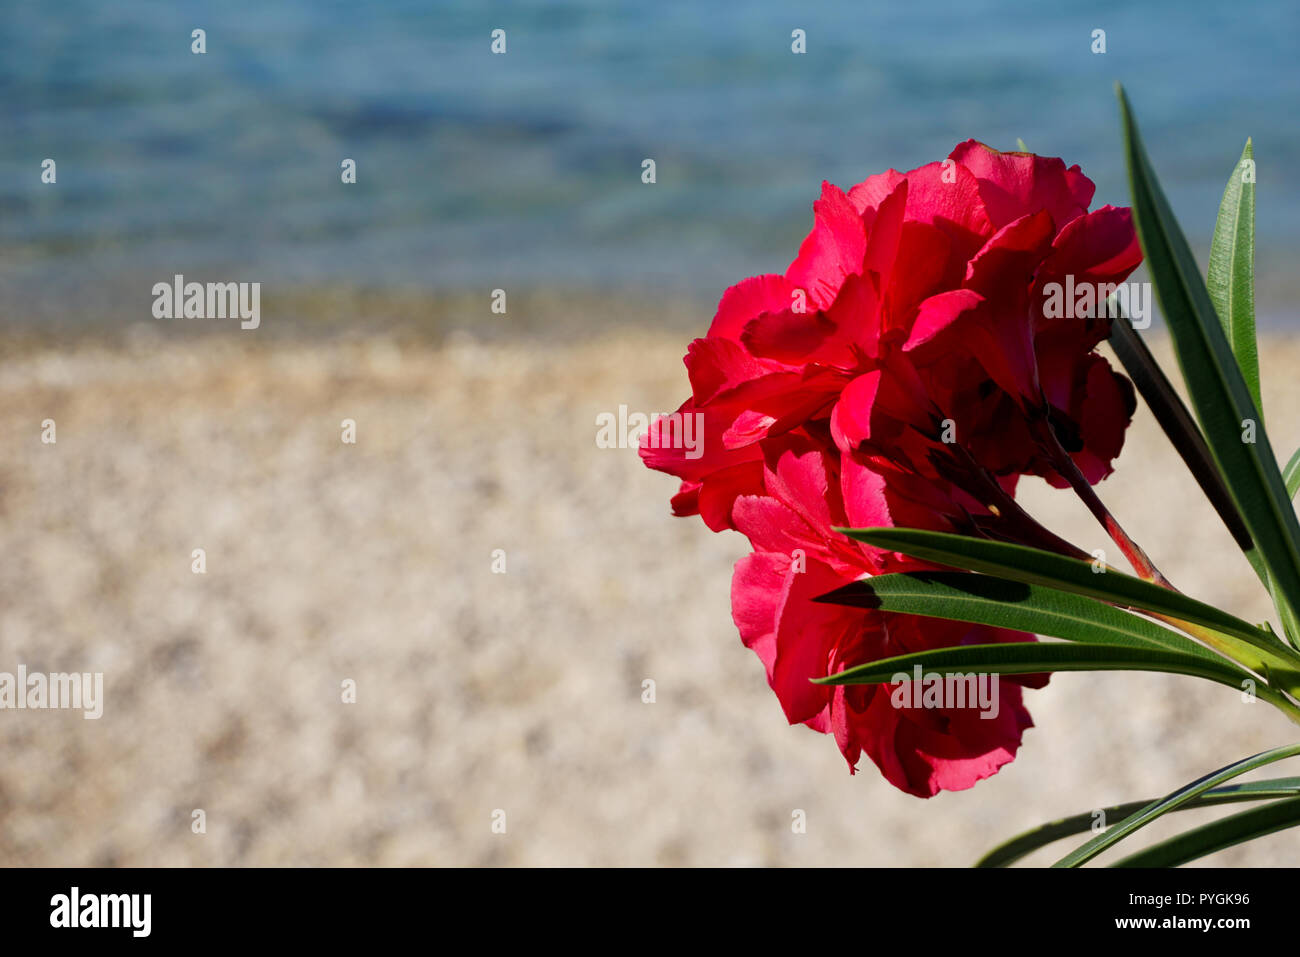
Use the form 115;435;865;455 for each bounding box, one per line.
1;0;1299;865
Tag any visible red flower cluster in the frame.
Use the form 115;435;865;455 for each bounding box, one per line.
642;142;1142;796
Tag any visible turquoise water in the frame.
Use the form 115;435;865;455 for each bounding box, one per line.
3;0;1299;321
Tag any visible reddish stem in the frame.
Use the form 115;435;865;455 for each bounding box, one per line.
1032;414;1173;588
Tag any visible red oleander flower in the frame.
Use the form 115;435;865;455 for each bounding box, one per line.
642;141;1142;794
728;431;1044;796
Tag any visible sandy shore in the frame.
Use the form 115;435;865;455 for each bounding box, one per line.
2;312;1299;866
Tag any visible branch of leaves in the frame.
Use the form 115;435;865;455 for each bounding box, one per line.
816;528;1300;705
976;87;1300;867
978;763;1300;867
1108;85;1300;650
813;528;1300;864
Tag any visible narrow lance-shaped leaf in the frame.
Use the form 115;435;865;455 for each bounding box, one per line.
813;572;1300;718
833;527;1300;693
815;641;1252;694
1207;139;1260;416
813;572;1257;691
1112;796;1300;868
1053;741;1300;867
976;777;1300;868
1285;446;1300;500
1117;86;1300;636
834;527;1287;657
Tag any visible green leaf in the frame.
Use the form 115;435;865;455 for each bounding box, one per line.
1268;567;1300;651
1015;137;1029;152
1112;796;1300;867
1285;446;1300;500
1118;86;1300;633
1053;741;1300;867
813;572;1300;717
833;527;1285;659
813;572;1256;691
815;639;1251;692
1207;139;1260;416
976;777;1300;867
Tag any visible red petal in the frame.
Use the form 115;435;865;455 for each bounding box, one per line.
708;274;800;340
785;182;868;311
949;139;1093;232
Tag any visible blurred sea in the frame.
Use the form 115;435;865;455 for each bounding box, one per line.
2;0;1299;326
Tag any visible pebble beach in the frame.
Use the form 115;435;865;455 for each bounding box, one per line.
1;295;1298;866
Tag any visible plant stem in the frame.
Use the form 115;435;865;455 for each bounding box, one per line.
1036;419;1171;586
